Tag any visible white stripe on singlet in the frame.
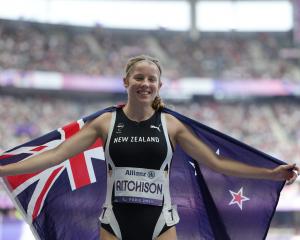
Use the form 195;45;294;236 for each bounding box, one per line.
152;112;179;239
102;111;122;239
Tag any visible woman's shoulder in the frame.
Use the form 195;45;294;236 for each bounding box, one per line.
89;111;112;130
94;111;113;125
87;111;113;139
163;112;185;134
163;112;180;125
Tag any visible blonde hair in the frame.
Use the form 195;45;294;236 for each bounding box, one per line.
151;95;164;111
124;55;165;111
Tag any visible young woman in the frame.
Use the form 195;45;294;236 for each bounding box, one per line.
0;55;298;240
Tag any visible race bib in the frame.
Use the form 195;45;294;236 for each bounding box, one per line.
113;167;165;206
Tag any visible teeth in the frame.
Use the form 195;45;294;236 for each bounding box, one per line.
138;91;150;94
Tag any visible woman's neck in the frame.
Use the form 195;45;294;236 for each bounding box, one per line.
123;103;154;122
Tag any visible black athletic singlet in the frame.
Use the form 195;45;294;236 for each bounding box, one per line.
99;108;179;240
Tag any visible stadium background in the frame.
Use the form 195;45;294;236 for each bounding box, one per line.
0;0;299;239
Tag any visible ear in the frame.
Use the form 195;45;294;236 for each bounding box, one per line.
159;81;162;89
123;77;129;88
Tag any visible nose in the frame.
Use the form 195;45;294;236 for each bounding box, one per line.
141;78;150;86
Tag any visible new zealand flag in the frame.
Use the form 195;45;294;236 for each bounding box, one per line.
0;106;285;240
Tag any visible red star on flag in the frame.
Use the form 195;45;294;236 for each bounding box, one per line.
229;187;250;210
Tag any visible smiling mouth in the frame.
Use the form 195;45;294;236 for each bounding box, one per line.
137;90;151;95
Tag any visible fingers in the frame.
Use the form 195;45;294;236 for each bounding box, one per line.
291;163;299;178
293;165;300;174
275;164;299;184
286;164;299;185
292;169;299;176
286;173;296;185
286;176;297;185
281;164;295;173
285;163;296;170
284;163;299;174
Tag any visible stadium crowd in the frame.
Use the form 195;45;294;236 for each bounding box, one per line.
1;95;299;166
0;20;300;81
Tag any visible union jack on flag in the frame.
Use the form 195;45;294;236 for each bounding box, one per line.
0;106;286;240
0;107;114;240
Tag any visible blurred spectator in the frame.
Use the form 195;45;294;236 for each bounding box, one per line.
0;20;299;81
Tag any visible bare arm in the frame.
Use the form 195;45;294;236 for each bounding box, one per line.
166;114;299;183
0;112;111;176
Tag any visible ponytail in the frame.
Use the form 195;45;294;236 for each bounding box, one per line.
152;96;165;111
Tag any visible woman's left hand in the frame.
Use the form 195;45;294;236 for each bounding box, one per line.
271;163;299;184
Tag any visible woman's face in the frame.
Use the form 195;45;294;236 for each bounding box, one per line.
124;61;162;105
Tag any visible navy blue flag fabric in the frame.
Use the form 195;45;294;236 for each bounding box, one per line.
0;106;285;240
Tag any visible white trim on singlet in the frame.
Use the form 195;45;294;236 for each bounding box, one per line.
100;111;122;239
104;111;117;204
152;113;180;239
160;113;173;171
160;113;173;205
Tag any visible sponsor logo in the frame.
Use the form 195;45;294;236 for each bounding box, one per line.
125;169;146;177
147;171;155;179
125;170;156;179
150;124;161;132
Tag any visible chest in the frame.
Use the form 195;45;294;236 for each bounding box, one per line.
108;114;168;169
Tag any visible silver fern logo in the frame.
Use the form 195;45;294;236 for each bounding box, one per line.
116;123;125;134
